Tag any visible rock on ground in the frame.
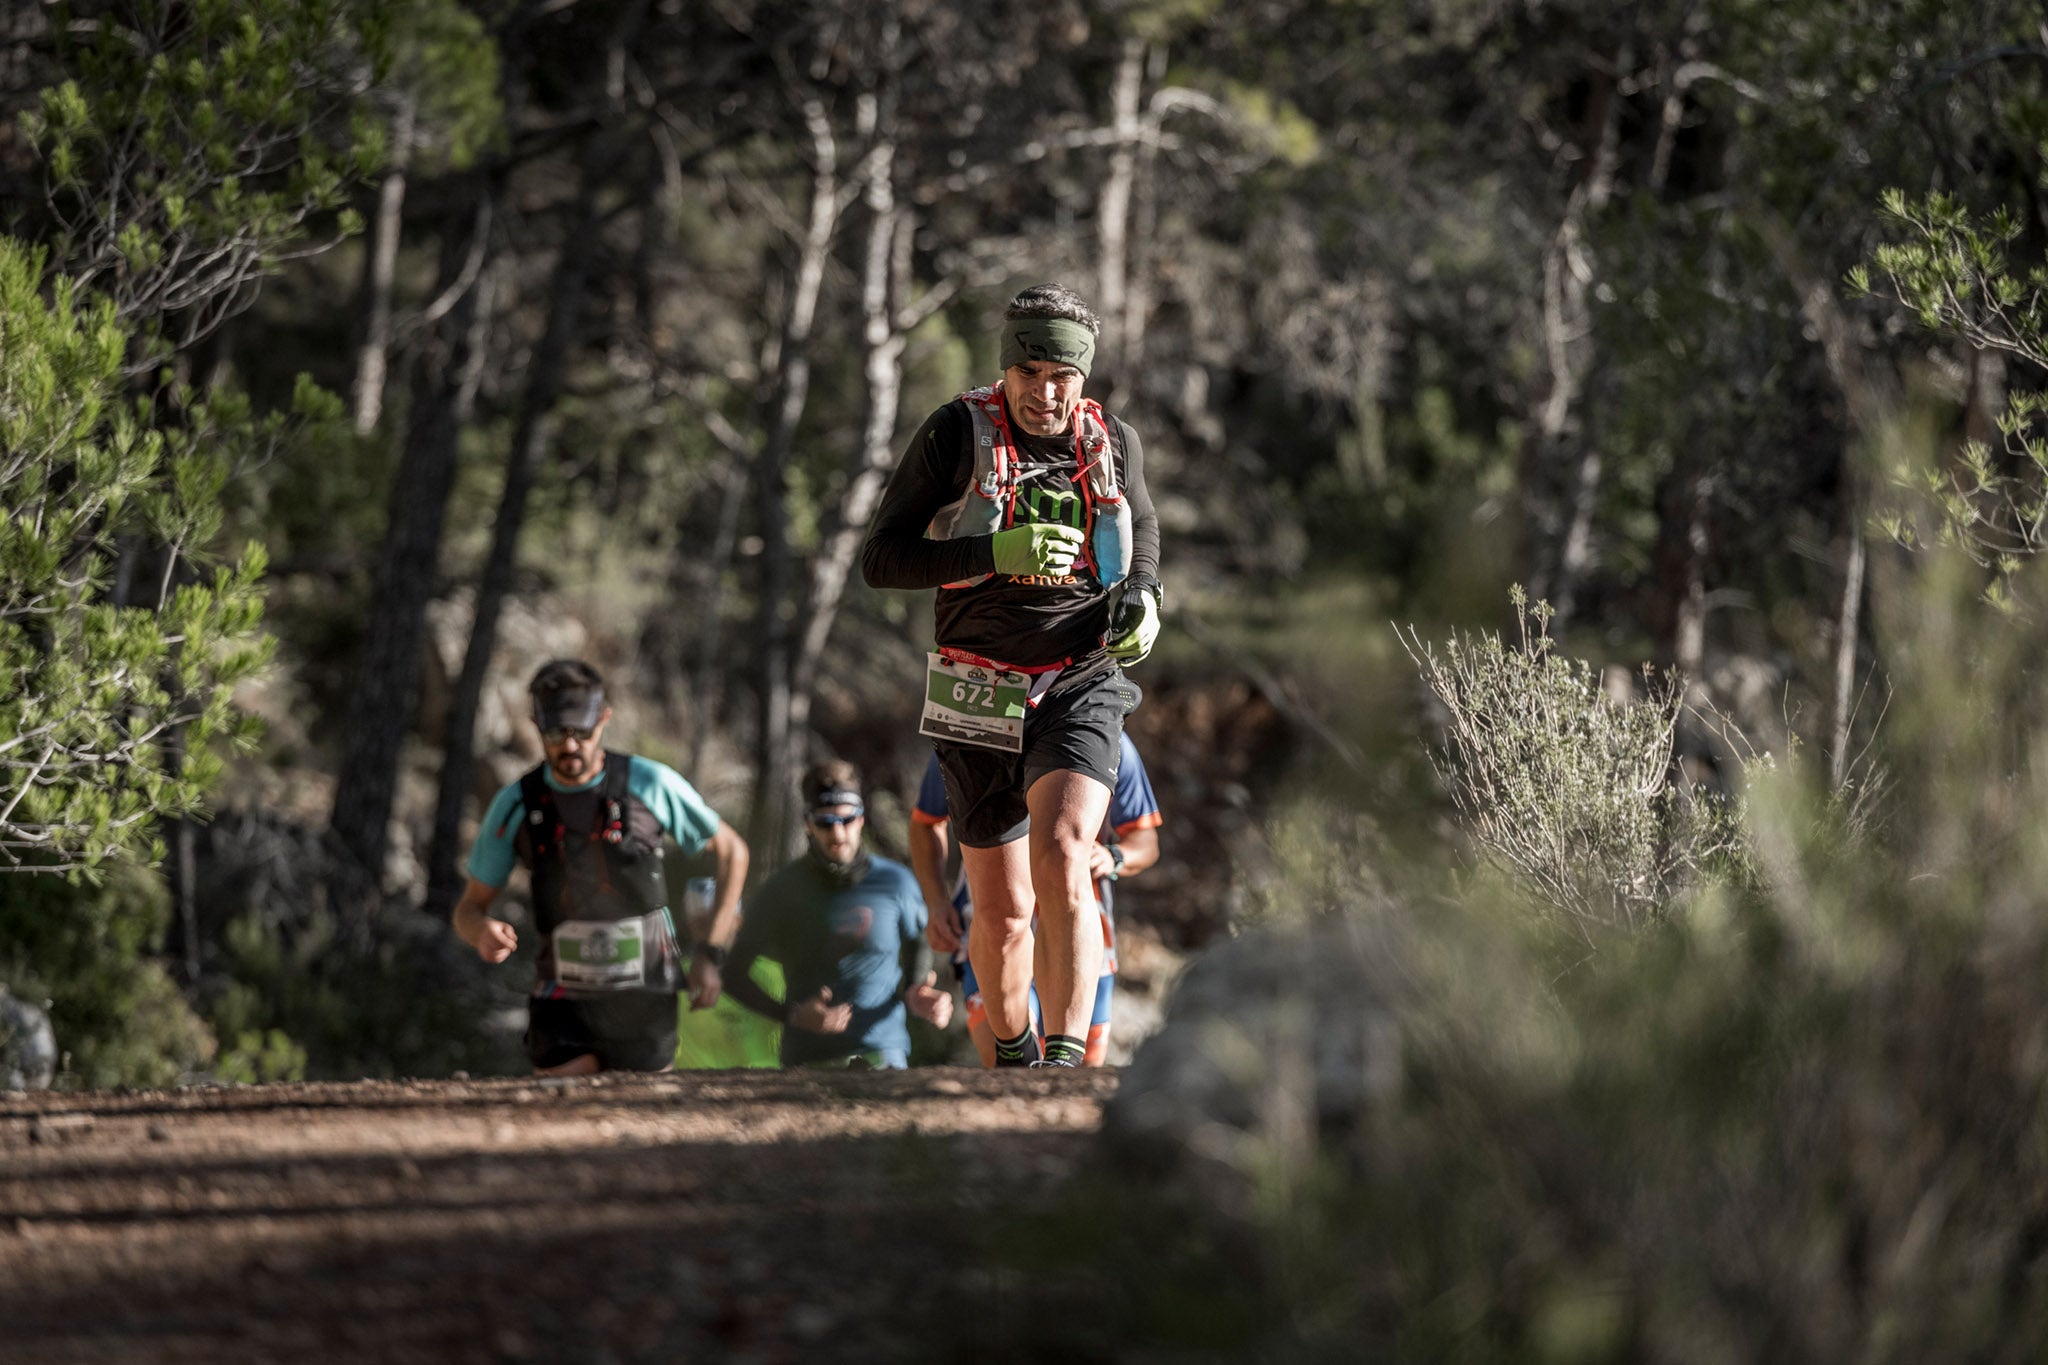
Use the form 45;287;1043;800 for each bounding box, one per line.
0;987;57;1091
1104;918;1402;1205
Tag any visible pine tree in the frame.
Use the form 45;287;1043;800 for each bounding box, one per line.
0;236;276;875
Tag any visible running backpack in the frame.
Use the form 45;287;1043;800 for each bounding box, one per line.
512;753;670;934
926;385;1133;591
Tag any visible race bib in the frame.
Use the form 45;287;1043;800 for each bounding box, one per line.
553;917;647;990
920;653;1028;752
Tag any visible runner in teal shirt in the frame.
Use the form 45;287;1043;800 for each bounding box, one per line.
449;660;749;1074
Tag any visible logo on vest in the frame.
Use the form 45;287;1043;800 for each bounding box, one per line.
1021;487;1085;530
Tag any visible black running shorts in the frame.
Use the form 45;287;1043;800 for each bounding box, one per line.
935;668;1140;848
525;992;677;1072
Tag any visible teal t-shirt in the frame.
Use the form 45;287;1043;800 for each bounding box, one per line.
730;853;927;1066
466;753;721;887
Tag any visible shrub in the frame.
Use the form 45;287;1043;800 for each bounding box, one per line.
0;235;272;875
190;812;519;1080
0;859;215;1089
1400;587;1751;945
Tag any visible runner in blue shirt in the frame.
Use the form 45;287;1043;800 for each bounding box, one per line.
908;732;1162;1066
723;761;953;1068
450;659;749;1074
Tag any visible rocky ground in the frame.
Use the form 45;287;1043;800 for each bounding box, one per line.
0;1069;1118;1364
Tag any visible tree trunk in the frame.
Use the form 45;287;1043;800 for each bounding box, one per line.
686;463;748;777
1829;524;1867;790
423;154;606;913
160;724;201;986
1096;37;1145;405
788;92;903;770
1521;44;1629;619
749;96;841;858
1665;467;1712;679
330;184;496;885
1553;436;1605;623
350;95;416;436
1118;44;1168;410
1753;208;1892;787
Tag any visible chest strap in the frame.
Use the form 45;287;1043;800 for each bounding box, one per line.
927;387;1131;591
518;753;633;863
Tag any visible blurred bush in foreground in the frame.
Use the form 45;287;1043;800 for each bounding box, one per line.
1056;533;2048;1361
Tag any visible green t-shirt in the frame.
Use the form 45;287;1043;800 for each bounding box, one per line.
673;958;784;1069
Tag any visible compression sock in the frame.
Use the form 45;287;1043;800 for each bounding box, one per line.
992;1027;1041;1067
1038;1034;1087;1068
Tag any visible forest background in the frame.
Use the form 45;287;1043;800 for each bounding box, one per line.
3;0;2048;1165
26;0;2048;1353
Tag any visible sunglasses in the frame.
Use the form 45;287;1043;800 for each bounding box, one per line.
807;811;863;828
540;725;598;745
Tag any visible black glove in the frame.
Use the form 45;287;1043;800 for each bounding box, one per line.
1105;574;1163;664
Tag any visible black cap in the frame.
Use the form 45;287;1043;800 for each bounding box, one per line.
529;659;607;731
533;684;604;731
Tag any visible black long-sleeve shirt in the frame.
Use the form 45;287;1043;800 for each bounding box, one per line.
860;396;1159;690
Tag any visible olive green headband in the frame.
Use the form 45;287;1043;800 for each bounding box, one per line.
1000;317;1096;376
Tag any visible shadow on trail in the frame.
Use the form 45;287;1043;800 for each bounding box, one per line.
0;1112;1108;1365
0;1066;1079;1123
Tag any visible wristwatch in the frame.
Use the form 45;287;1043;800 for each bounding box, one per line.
1107;845;1126;881
694;942;728;969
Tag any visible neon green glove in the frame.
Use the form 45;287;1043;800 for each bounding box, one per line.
1105;578;1161;664
991;522;1086;577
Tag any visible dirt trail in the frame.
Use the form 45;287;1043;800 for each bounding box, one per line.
0;1069;1116;1364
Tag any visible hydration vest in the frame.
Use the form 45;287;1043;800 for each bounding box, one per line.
512;753;671;932
926;385;1133;591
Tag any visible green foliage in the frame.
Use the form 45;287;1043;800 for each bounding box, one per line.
0;234;289;874
212;1027;308;1085
204;905;510;1081
1118;0;1227;46
0;860;215;1089
1402;587;1752;944
24;0;449;350
382;0;501;172
1861;188;2048;608
1303;375;1520;594
1215;80;1321;166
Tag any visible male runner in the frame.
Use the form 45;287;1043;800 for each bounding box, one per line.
908;732;1162;1066
450;660;749;1074
723;761;953;1069
863;282;1161;1067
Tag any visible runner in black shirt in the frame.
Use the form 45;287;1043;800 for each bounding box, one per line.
861;283;1161;1068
